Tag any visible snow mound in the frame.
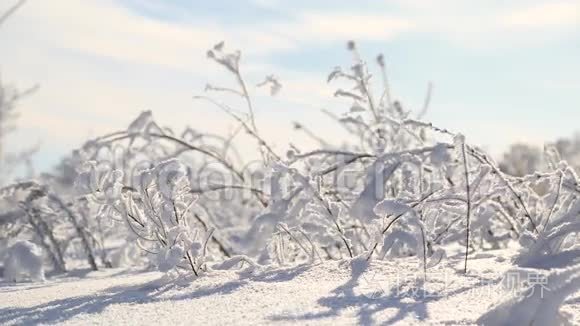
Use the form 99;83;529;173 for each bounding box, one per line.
478;265;580;326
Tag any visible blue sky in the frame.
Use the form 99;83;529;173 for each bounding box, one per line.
0;0;579;173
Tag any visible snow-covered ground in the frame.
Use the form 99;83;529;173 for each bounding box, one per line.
2;249;579;325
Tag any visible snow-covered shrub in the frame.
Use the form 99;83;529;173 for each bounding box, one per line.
508;158;580;271
109;159;216;276
71;110;262;271
478;154;580;324
1;182;66;272
3;240;45;282
0;180;100;273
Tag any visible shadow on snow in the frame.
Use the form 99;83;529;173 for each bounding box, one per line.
0;265;310;325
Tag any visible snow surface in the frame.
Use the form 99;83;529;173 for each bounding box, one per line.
2;249;579;325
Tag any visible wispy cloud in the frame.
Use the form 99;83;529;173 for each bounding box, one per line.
274;12;414;43
386;0;580;49
501;1;580;30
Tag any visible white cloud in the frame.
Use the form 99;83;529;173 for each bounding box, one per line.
276;12;414;43
501;2;580;30
385;0;580;50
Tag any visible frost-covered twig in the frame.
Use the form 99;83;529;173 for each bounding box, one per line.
542;171;564;230
193;95;280;161
367;189;438;260
0;0;25;27
458;135;471;273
